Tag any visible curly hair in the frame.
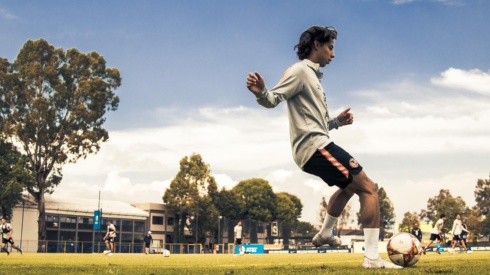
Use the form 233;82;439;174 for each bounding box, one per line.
294;26;338;60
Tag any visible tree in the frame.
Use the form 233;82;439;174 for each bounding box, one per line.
481;213;490;239
318;196;328;226
274;192;303;249
378;186;395;240
162;154;218;243
338;204;352;236
0;39;120;249
420;189;452;223
475;176;490;216
398;211;420;233
232;178;276;243
213;188;243;243
0;139;33;219
292;221;317;237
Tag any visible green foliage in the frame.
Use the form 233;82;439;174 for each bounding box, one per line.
274;192;302;224
378;186;395;229
0;39;120;243
0;139;33;219
481;213;490;238
292;221;318;236
398;211;420;233
232;178;276;222
475;176;490;216
162;153;218;243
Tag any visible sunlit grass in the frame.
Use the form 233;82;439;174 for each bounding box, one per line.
1;251;488;274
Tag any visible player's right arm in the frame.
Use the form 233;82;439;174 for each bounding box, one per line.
247;66;303;108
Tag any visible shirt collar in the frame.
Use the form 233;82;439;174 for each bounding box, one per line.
302;59;323;79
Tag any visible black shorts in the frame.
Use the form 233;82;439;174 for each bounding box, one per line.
303;142;363;188
235;238;242;245
452;235;462;241
2;238;14;245
105;237;115;243
145;242;151;248
430;233;442;241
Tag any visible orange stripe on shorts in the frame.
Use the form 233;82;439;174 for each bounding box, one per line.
318;148;349;178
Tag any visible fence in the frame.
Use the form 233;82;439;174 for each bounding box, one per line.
12;240;203;254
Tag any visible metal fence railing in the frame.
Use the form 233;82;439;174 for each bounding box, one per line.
9;240;203;254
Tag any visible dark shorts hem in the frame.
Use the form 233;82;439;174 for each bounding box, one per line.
303;142;363;188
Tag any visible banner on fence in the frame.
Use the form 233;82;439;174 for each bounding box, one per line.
93;210;102;230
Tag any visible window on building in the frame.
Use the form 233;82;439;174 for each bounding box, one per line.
78;217;93;230
152;216;164;225
134;221;145;232
167;217;174;226
46;215;59;228
122;220;133;232
60;216;77;229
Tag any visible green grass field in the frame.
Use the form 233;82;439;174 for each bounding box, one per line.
1;251;489;274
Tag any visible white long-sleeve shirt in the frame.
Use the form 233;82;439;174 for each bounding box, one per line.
256;59;341;168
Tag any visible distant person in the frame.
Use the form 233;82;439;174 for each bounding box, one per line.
143;231;153;254
449;214;471;254
460;221;470;251
234;221;243;254
245;25;401;269
1;218;23;255
411;223;422;242
103;220;116;255
424;214;447;254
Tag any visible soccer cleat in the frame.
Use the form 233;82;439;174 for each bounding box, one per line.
362;257;403;269
19;248;23;255
466;250;472;254
312;234;342;247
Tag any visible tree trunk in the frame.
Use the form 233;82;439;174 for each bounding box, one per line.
36;189;46;252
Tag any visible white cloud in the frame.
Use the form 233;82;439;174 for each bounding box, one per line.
57;68;489;226
431;67;490;95
0;7;17;20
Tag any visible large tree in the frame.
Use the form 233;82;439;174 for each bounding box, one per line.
421;189;468;232
474;176;490;216
274;192;303;248
162;153;218;244
0;39;120;249
399;211;420;233
378;186;395;240
0;139;32;219
232;178;276;243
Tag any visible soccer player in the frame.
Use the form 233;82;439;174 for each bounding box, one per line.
411;223;423;242
234;221;243;255
424;214;447;254
449;214;471;254
103;220;116;254
143;231;153;254
245;25;401;269
460;221;471;252
1;218;23;255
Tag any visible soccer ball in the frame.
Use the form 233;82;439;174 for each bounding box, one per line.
163;249;170;257
387;233;422;267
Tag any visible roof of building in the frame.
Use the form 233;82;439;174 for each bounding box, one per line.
42;195;149;218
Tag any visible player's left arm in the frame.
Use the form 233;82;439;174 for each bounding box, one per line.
329;108;353;130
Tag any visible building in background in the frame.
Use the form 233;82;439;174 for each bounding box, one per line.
10;194;158;253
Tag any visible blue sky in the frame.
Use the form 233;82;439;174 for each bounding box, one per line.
1;0;489;226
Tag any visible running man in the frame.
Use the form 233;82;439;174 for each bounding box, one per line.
245;25;401;269
103;220;116;254
424;214;447;254
1;218;23;255
450;214;471;254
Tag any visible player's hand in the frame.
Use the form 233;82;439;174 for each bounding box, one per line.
246;72;265;95
336;108;354;126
